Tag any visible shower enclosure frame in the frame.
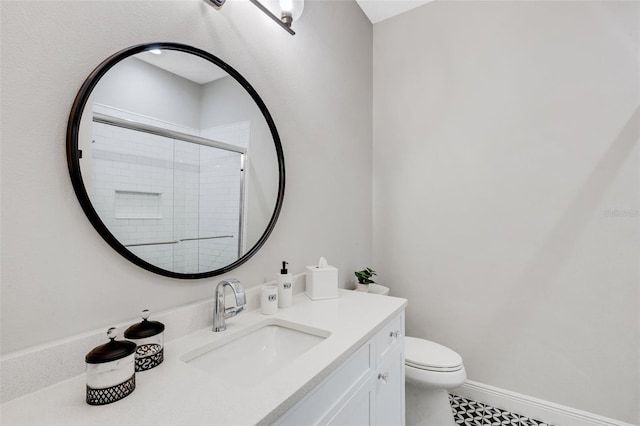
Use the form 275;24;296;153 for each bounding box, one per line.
92;112;248;262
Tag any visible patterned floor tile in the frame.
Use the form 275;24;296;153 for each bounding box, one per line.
449;394;551;426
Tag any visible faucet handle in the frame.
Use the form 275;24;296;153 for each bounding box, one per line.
224;306;244;318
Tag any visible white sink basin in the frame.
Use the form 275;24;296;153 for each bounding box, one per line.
181;319;330;387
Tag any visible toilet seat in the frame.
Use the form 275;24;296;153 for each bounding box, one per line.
405;337;463;372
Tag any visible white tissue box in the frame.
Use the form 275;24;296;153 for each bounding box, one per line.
305;264;338;300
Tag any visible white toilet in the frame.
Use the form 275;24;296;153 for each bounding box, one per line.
405;337;466;425
367;284;467;426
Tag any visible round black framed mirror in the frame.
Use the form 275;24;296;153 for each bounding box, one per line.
67;42;285;279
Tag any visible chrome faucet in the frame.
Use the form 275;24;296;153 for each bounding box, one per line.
212;278;246;332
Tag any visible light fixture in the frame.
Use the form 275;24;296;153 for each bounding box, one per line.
208;0;303;35
276;0;304;30
149;49;162;55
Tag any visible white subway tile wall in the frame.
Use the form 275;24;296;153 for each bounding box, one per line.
89;104;248;272
201;121;250;257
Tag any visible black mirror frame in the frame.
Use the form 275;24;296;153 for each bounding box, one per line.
67;42;285;279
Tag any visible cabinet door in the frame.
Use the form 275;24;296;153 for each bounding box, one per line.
276;343;372;426
374;347;405;426
326;378;374;426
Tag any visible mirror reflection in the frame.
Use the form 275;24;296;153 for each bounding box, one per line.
74;46;282;276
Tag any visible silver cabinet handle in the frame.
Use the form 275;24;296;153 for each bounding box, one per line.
389;330;401;338
378;372;389;384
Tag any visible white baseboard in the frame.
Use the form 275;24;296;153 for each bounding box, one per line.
454;380;636;426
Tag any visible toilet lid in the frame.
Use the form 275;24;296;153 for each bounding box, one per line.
405;337;463;372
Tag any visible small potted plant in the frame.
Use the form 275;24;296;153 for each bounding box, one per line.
354;267;376;292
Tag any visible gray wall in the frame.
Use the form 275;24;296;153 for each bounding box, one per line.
373;1;638;423
1;0;372;353
93;58;202;129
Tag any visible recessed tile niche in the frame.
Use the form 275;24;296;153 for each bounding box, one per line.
114;190;162;219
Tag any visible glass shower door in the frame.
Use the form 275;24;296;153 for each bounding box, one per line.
172;140;244;273
91;121;244;274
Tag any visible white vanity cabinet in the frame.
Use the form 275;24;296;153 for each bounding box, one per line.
276;312;405;426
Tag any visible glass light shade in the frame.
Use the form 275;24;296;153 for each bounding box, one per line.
279;0;303;22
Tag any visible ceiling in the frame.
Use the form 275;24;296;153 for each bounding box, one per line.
355;0;433;24
136;50;228;85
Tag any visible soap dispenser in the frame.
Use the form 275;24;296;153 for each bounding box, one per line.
277;261;293;308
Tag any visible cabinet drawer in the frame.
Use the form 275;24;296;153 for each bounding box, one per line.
375;312;404;362
277;342;373;426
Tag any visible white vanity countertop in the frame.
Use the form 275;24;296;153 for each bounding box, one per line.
1;290;407;425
